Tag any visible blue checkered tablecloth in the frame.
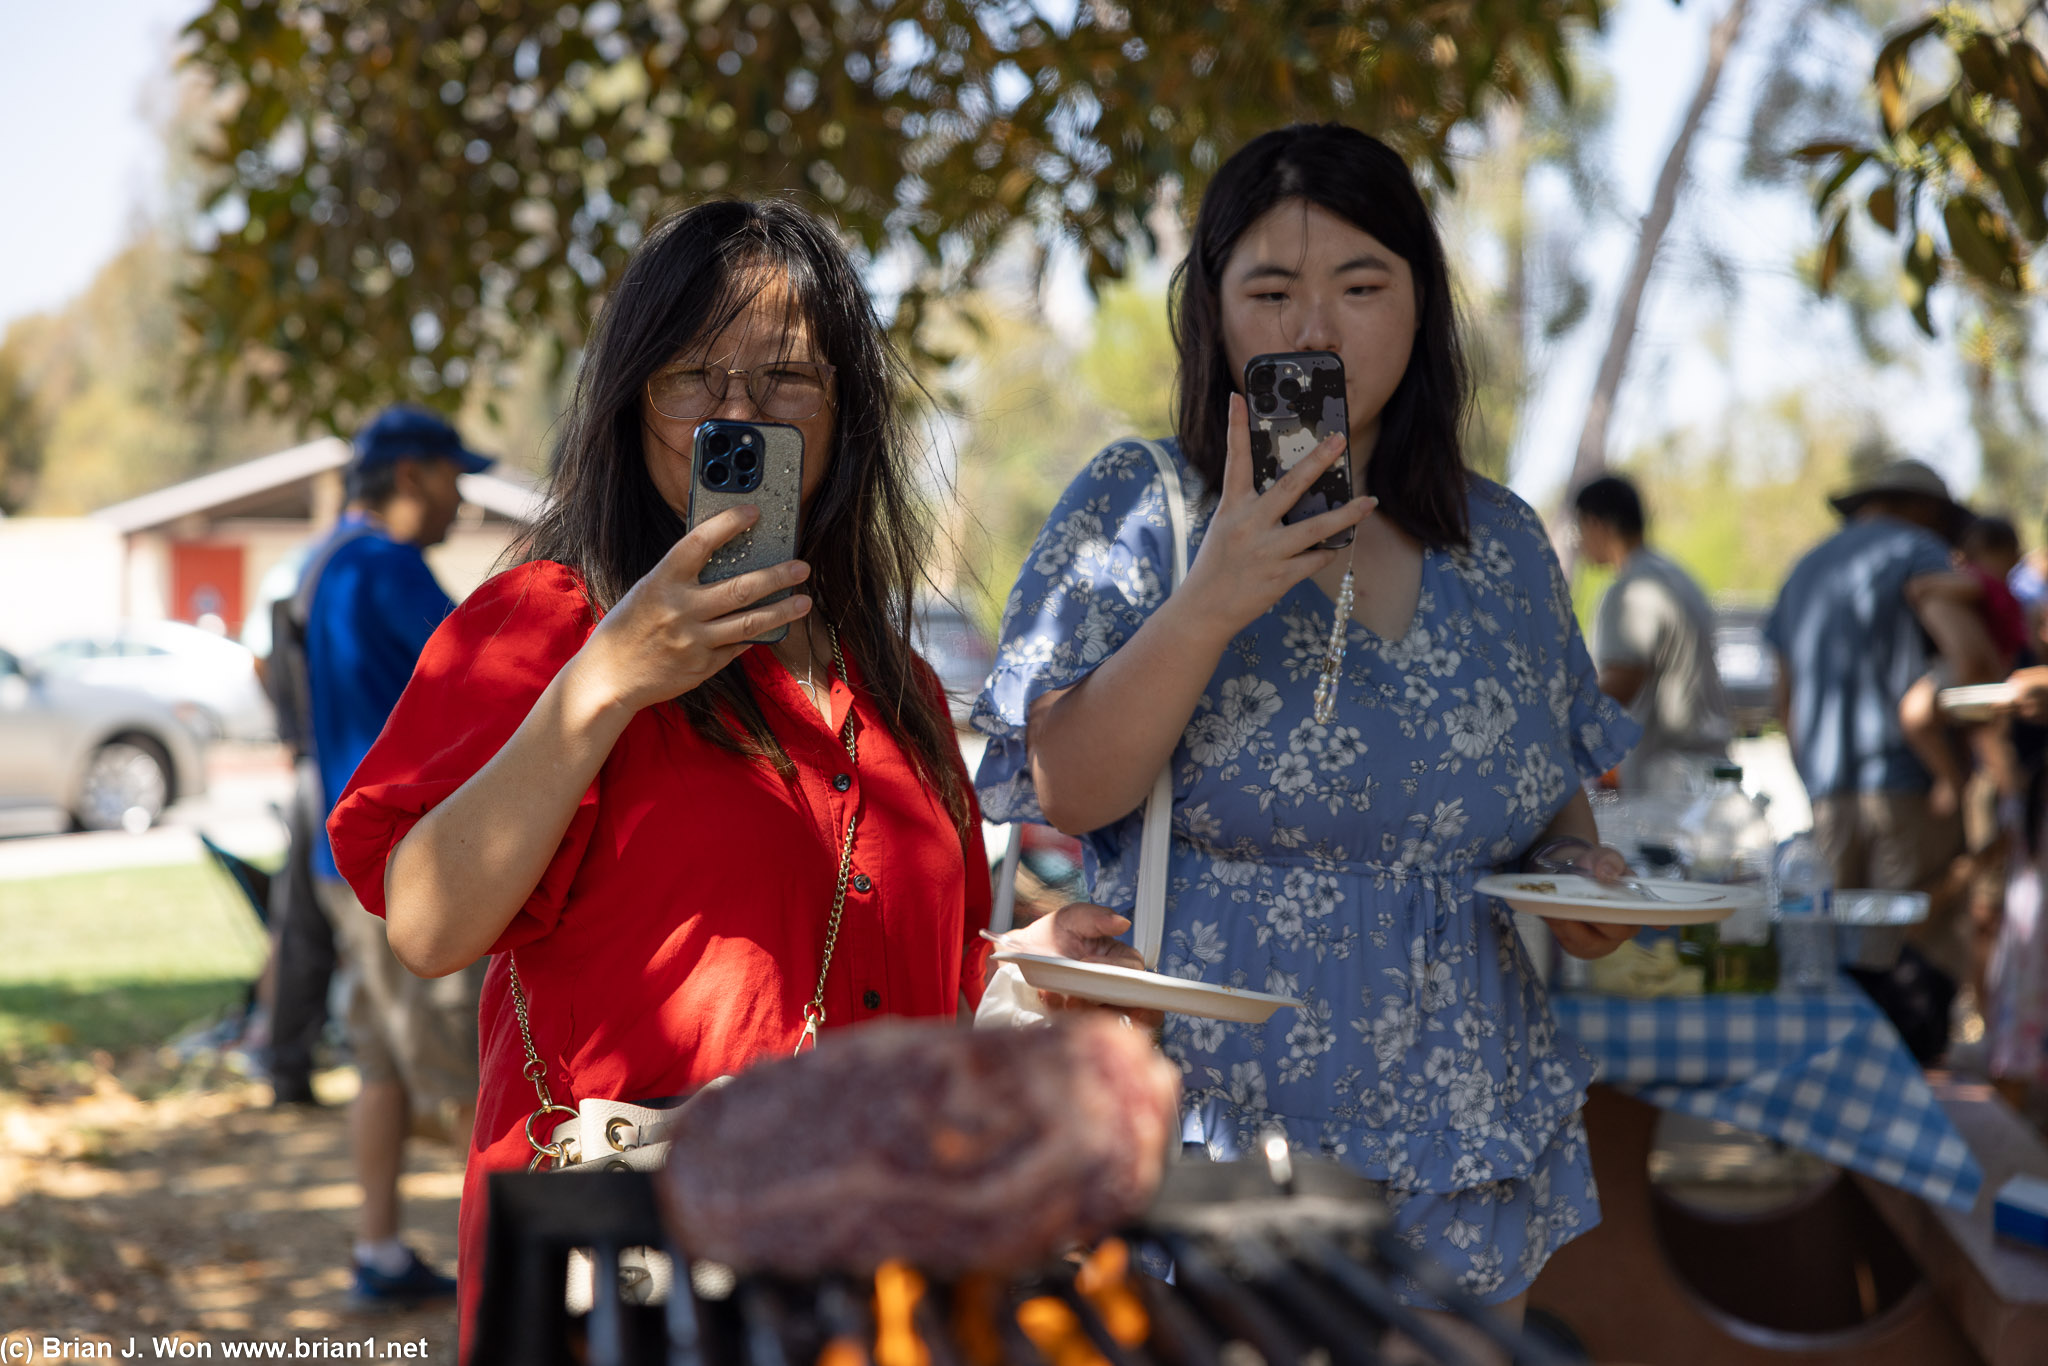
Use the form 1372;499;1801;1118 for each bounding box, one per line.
1551;983;1984;1210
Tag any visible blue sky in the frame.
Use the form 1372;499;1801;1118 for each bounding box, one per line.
1507;0;1974;504
0;0;1986;507
0;0;198;327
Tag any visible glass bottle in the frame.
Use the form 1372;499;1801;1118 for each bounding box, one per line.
1678;764;1780;992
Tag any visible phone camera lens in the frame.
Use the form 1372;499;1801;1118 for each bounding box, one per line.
1249;364;1276;392
704;430;732;458
733;447;760;473
703;461;731;488
1277;376;1302;402
1253;392;1278;414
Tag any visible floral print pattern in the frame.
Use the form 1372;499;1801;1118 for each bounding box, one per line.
973;439;1638;1302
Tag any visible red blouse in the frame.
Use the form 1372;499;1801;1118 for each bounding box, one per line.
327;561;991;1349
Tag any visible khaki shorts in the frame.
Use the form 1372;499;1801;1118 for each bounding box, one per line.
1811;790;1969;982
1810;790;1962;892
315;878;484;1136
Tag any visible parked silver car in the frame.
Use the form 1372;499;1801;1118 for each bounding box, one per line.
1713;607;1778;738
35;619;276;742
0;646;209;834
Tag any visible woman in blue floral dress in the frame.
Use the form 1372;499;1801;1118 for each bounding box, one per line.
976;126;1642;1325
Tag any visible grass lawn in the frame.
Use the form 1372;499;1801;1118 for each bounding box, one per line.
0;861;270;1066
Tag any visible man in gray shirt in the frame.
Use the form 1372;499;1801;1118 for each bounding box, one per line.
1574;475;1732;794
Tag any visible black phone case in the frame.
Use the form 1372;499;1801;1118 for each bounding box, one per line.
1244;350;1354;549
685;420;804;645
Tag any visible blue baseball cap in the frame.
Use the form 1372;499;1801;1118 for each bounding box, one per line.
352;405;494;474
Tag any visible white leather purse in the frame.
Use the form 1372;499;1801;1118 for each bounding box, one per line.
977;438;1189;1026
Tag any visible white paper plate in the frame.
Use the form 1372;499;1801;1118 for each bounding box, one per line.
1474;873;1756;926
990;951;1301;1023
1937;683;2016;723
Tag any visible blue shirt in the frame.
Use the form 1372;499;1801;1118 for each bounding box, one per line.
973;439;1637;1193
304;514;455;878
1764;517;1952;797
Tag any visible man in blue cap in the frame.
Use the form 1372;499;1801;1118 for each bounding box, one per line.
301;405;492;1307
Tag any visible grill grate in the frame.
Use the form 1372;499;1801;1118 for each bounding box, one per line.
470;1157;1572;1366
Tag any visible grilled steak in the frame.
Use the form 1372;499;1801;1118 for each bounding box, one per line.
659;1016;1180;1274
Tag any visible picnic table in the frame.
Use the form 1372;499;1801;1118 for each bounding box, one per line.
1529;982;1995;1365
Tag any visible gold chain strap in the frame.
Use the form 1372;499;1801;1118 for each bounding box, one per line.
511;627;859;1169
796;627;858;1054
508;952;578;1170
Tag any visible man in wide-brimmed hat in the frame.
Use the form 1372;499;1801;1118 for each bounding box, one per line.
1823;457;1974;543
1765;456;1997;898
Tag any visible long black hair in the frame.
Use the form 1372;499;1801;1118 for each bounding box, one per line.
519;198;971;845
1170;123;1473;548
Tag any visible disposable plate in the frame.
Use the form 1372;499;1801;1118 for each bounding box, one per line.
1474;872;1755;926
989;950;1301;1023
1937;683;2017;723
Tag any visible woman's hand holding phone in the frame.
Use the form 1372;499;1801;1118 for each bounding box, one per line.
573;505;813;715
1177;393;1374;643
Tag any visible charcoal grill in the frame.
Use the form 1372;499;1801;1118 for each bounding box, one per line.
471;1143;1572;1366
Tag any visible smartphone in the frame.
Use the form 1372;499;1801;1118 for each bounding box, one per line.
686;419;805;645
1243;350;1354;549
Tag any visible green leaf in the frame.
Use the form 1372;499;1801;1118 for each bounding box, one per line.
1818;209;1851;294
1903;232;1940;336
1868;182;1898;234
1792;141;1860;162
1905;98;1955;144
1958;35;2006;94
1814;149;1870;215
2014;41;2048;141
2010;158;2048;242
1874;18;1941;137
1943;194;2021;290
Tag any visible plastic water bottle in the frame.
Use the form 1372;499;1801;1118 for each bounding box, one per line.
1774;832;1836;993
1678;764;1779;992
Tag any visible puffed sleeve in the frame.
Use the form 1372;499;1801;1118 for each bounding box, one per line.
969;439;1195;823
1489;483;1639;782
327;561;601;948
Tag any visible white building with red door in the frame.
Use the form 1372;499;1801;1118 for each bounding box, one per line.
0;439;544;654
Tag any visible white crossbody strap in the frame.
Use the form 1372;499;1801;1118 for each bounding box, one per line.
991;817;1026;935
990;440;1188;967
1131;439;1187;968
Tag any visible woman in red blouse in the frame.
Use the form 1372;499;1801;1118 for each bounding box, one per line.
326;200;995;1347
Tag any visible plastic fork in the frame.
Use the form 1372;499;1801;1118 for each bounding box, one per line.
1527;852;1677;903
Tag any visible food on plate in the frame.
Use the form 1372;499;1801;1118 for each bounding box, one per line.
659;1016;1181;1275
1584;937;1705;998
1514;880;1559;894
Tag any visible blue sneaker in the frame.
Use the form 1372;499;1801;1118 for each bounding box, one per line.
349;1247;457;1310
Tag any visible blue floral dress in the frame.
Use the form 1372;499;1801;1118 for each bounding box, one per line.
973;439;1639;1304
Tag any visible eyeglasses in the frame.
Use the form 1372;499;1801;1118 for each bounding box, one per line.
646;360;837;422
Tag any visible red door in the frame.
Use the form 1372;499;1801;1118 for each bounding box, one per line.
169;542;246;636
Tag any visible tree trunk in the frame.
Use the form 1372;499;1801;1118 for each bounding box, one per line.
1561;0;1753;535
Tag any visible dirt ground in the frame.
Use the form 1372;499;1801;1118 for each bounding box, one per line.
1;1057;464;1362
